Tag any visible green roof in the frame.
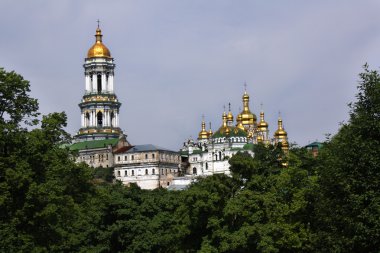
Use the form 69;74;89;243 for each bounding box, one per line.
69;138;119;151
212;126;247;138
305;142;323;149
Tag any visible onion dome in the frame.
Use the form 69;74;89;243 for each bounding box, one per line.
87;27;111;58
240;91;257;126
226;103;234;126
207;122;213;137
236;113;246;131
274;117;289;153
257;111;269;132
198;119;209;140
274;117;288;140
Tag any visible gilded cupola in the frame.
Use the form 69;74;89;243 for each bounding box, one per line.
274;117;287;140
236;113;245;131
274;116;289;152
198;117;209;140
258;110;269;132
208;122;213;137
87;26;111;58
239;90;257;126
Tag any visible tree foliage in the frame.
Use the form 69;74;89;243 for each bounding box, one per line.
0;65;379;252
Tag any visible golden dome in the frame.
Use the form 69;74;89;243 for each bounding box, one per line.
208;122;213;137
274;117;288;138
227;111;234;122
198;120;209;140
236;114;246;131
87;27;111;58
240;91;257;125
258;111;268;131
226;103;234;123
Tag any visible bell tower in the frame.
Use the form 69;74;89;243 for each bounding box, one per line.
76;24;123;141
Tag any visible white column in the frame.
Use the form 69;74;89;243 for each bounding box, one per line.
88;112;92;127
109;75;114;93
85;75;90;92
91;110;94;127
101;74;106;93
81;113;84;127
93;74;97;92
115;112;119;127
94;110;97;127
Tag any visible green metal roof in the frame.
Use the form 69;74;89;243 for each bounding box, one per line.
69;138;119;151
212;126;247;138
305;141;323;149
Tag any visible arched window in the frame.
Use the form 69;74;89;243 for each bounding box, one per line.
193;167;197;175
206;163;208;170
152;153;155;159
97;74;102;93
152;169;155;175
145;154;148;159
219;151;222;160
131;170;134;176
97;111;103;127
145;169;148;175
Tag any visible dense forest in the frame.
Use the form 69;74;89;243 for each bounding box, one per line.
0;65;379;252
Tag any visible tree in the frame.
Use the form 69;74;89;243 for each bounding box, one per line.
314;64;380;252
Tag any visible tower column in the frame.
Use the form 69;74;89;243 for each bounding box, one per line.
85;75;90;92
109;75;114;93
92;73;97;92
101;74;106;93
104;110;109;126
81;112;84;127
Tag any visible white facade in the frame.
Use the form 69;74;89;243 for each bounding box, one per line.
181;136;254;177
114;144;181;189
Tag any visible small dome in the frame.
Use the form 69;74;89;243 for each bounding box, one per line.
258;111;268;131
274;118;288;138
87;28;111;58
227;111;234;122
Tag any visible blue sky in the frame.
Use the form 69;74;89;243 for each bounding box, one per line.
1;1;380;150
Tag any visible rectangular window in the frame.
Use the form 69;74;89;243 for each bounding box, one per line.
118;156;120;161
131;155;134;160
152;153;155;159
145;154;148;159
124;155;127;161
152;169;155;175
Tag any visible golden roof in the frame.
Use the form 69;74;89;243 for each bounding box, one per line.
198;120;209;140
274;117;288;138
240;91;257;125
258;111;268;131
236;113;246;131
208;122;213;137
87;27;111;58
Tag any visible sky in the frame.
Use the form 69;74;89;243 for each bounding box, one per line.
1;1;380;150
